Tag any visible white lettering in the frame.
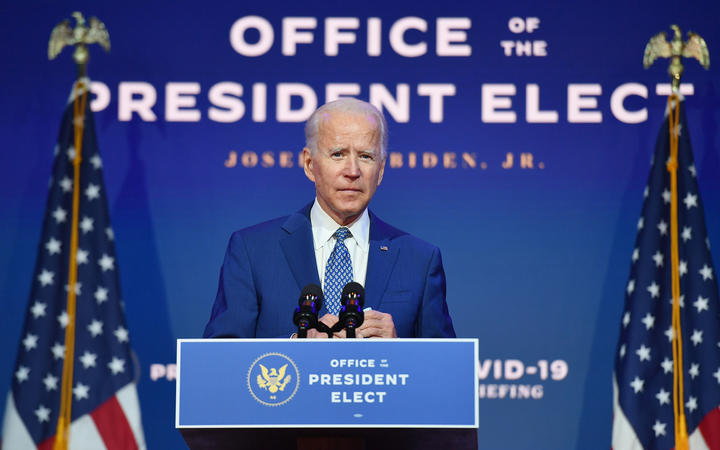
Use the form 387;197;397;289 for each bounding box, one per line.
282;17;316;56
118;82;157;122
611;83;647;124
229;16;274;57
482;84;516;123
568;84;602;123
276;83;317;122
370;83;410;123
389;17;427;57
166;82;201;122
526;84;558;123
208;82;244;123
325;17;359;56
436;18;471;56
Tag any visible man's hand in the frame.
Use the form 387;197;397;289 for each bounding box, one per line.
357;310;397;338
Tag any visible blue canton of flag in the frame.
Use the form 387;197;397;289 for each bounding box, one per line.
612;101;720;449
2;83;145;449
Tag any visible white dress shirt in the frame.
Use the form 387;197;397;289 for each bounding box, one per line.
310;198;370;290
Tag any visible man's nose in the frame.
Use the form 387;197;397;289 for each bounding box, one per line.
344;156;360;177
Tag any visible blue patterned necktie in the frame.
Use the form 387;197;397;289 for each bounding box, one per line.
323;227;353;315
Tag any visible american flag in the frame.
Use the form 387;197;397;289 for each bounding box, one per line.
612;100;720;449
1;83;145;449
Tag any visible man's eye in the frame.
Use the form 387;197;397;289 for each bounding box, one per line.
360;153;374;160
331;152;343;158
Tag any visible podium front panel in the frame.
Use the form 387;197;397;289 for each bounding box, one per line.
176;339;478;428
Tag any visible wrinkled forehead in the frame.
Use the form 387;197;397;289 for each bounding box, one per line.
318;110;380;136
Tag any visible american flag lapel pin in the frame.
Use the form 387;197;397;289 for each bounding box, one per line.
380;245;389;251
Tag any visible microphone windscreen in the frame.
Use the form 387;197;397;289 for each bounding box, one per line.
299;283;323;308
341;282;365;307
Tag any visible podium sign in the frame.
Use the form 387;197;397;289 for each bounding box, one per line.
176;339;478;428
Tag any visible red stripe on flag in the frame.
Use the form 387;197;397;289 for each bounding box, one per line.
38;435;55;450
698;407;720;449
90;395;138;450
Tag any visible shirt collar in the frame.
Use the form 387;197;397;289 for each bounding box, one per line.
310;198;369;251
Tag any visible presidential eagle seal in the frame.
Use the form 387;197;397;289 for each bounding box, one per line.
247;353;300;406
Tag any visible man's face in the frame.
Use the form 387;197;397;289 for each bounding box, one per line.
303;110;385;226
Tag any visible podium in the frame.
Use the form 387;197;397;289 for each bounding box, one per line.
176;339;478;450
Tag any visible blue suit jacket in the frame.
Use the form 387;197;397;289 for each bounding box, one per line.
203;204;455;338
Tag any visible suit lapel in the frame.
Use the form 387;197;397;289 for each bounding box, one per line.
364;212;400;310
280;205;321;294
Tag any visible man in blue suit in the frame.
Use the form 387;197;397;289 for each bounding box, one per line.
203;98;455;339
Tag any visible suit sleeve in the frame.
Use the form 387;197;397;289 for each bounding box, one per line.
416;247;456;338
203;232;259;338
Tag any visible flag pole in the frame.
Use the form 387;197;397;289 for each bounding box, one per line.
643;24;709;450
48;12;110;450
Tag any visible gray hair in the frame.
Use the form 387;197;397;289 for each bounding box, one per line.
304;98;388;160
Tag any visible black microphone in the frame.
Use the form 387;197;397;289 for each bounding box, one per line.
292;284;323;338
339;282;365;338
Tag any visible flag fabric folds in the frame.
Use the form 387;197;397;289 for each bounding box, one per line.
1;83;145;449
612;100;720;449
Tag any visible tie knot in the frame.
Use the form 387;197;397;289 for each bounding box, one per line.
335;227;351;243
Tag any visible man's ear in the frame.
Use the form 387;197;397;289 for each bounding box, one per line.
377;158;385;186
302;147;315;182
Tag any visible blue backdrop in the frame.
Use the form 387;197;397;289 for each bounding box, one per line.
1;1;719;448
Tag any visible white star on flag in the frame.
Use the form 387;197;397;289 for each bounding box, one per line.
627;280;635;295
94;286;109;304
66;146;76;160
661;357;673;374
699;264;713;281
51;343;65;360
30;301;47;318
689;363;700;379
632;248;639;262
108;357;125;375
620;344;626;358
76;248;89;265
686;396;698;412
59;176;72;193
630;376;644;393
105;227;114;240
15;366;30;383
652;420;666;437
657;221;668;236
683;192;698;209
88;320;104;337
45;237;62;255
42;374;58;391
80;216;94;233
647;282;660;298
85;183;100;200
98;254;115;272
655;388;670;405
691;329;703;346
34;405;51;423
64;282;82;296
37;269;54;286
661;189;671;203
79;351;98;369
694;295;709;313
641;313;655;330
22;334;38;351
681;226;692;241
52;206;67;224
57;311;69;328
679;260;688;276
73;383;90;400
114;326;129;343
652;251;664;267
688;164;696;177
636;344;651;361
623;311;631;327
637;217;644;230
89;154;102;169
713;368;720;384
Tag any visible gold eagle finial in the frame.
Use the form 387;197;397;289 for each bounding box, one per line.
49;12;110;76
643;25;710;93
